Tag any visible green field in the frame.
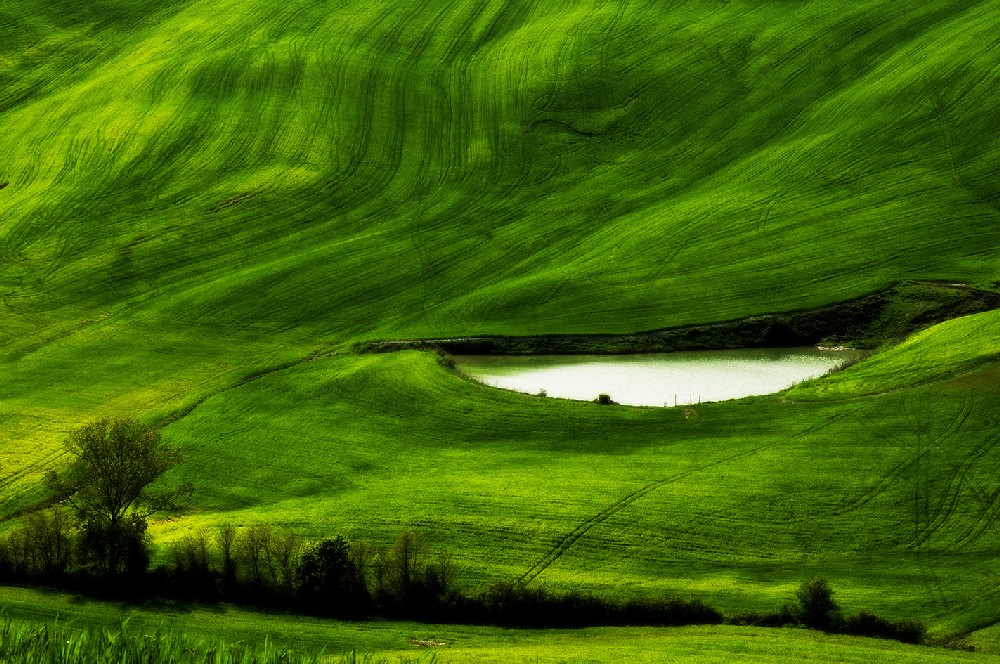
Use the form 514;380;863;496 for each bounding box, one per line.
0;586;996;663
2;0;1000;659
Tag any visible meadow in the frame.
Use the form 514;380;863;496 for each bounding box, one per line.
0;586;995;663
2;0;1000;659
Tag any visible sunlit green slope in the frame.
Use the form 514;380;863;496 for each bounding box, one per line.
1;0;998;339
3;0;1000;652
4;312;997;640
147;314;1000;639
789;307;1000;399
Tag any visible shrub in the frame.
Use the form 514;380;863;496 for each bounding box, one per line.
727;604;798;628
0;508;74;580
795;578;841;630
476;583;722;628
216;522;238;593
373;530;456;614
167;529;218;600
844;610;926;644
77;514;150;583
236;523;273;591
297;535;370;615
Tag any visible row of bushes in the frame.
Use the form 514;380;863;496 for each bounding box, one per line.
0;514;716;627
0;510;925;643
0;512;453;618
729;578;926;644
160;527;720;629
162;526;456;617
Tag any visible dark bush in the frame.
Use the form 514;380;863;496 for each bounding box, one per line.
0;508;74;581
796;578;841;630
372;530;458;616
728;604;798;628
235;523;273;592
297;535;370;616
78;514;150;583
476;582;722;628
216;523;238;594
844;610;926;644
166;530;218;600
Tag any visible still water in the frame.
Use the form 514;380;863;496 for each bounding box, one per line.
453;347;863;407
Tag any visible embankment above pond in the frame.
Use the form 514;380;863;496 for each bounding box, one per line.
356;281;1000;356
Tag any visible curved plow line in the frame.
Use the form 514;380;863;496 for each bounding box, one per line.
953;477;1000;549
911;429;1000;549
516;405;865;586
904;397;981;548
951;414;1000;548
831;395;936;514
835;396;974;516
0;448;64;520
154;349;336;429
517;448;774;586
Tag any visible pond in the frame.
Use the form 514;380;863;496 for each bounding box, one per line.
452;347;864;407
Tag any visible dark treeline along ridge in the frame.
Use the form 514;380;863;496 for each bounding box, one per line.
357;282;1000;355
0;505;925;644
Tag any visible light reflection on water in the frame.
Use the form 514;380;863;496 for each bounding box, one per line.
453;347;863;407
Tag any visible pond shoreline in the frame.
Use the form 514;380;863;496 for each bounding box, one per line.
355;281;1000;356
453;348;865;407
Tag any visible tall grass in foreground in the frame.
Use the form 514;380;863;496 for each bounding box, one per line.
0;617;434;664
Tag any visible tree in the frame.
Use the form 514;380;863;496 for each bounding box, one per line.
216;522;238;593
1;507;73;579
373;530;455;613
47;417;192;579
383;530;427;605
796;577;841;630
297;535;368;613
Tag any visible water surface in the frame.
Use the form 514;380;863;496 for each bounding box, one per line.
453;347;862;407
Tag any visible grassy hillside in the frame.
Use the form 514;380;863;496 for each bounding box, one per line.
789;307;1000;399
0;0;998;498
0;587;996;663
2;0;1000;658
1;0;998;337
147;323;1000;635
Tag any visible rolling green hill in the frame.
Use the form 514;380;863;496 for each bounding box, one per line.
2;0;998;337
3;0;1000;657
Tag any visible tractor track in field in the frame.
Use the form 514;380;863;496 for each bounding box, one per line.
898;395;975;549
953;459;1000;549
0;448;64;522
153;350;338;430
833;393;1000;550
834;396;974;517
515;447;765;587
517;407;861;586
951;411;1000;549
906;398;1000;549
911;428;1000;549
